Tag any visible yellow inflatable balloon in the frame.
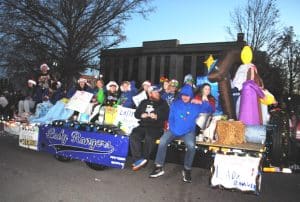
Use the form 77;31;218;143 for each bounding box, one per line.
241;46;253;64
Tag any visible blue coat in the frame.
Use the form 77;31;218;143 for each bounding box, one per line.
168;85;213;136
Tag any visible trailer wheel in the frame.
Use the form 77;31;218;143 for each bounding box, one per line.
269;110;290;166
85;162;108;170
54;154;72;162
270;125;283;166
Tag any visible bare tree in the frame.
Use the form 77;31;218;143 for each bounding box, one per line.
0;0;153;84
226;0;280;51
269;27;300;95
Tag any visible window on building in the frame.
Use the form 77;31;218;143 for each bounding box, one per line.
123;58;130;81
183;55;192;78
164;56;170;78
154;56;161;84
146;56;152;80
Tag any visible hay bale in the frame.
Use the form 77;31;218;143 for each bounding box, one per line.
216;121;245;145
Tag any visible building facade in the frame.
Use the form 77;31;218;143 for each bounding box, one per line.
100;34;245;86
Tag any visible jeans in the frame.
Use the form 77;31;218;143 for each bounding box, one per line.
129;126;163;162
155;130;196;170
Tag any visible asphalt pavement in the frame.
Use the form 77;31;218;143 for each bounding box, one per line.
0;133;299;202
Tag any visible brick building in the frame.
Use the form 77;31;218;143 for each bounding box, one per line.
100;34;245;86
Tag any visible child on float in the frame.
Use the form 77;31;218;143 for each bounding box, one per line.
192;83;216;141
89;79;106;123
103;81;119;107
119;81;137;108
161;79;179;106
159;76;169;95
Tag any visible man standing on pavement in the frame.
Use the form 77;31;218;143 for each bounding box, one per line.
130;86;169;171
149;84;214;182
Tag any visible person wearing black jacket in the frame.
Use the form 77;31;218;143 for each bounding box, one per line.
130;86;169;171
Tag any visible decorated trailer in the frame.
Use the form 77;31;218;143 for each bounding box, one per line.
1;45;299;195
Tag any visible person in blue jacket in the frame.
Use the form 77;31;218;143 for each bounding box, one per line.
149;84;213;183
119;81;137;108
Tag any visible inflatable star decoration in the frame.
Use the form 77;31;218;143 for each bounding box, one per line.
204;54;215;71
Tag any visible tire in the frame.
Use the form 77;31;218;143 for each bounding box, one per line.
271;125;283;166
54;154;72;162
85;162;108;171
269;110;290;166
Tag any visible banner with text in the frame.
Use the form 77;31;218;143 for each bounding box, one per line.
211;153;261;193
38;125;129;169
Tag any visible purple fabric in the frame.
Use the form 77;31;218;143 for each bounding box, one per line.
239;80;265;125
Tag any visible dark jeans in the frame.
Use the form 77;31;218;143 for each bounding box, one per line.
129;126;163;162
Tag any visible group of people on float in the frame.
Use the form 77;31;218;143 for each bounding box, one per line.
10;63;216;183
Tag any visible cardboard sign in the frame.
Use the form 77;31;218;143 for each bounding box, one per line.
104;107;118;125
211;153;261;192
113;106;139;135
103;106;139;135
19;125;39;151
132;91;147;107
66;90;93;113
38;125;129;169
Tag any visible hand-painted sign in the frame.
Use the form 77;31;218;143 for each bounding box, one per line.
19;125;39;151
104;106;139;135
66;90;93;113
211;153;261;193
38;125;129;169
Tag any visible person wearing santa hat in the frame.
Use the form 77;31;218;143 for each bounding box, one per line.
66;77;93;98
103;81;120;107
37;63;53;90
132;80;151;107
18;79;38;117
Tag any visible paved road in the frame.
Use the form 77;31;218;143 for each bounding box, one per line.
0;133;299;202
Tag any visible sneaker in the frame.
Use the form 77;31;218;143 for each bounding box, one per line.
149;166;164;178
182;169;192;183
132;159;148;171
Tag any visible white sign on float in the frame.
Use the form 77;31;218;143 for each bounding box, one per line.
113;106;139;135
132;91;147;107
19;125;39;151
66;90;94;113
211;153;261;192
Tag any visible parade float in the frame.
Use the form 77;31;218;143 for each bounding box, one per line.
1;46;299;195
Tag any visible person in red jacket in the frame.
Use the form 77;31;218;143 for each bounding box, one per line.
192;83;216;112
